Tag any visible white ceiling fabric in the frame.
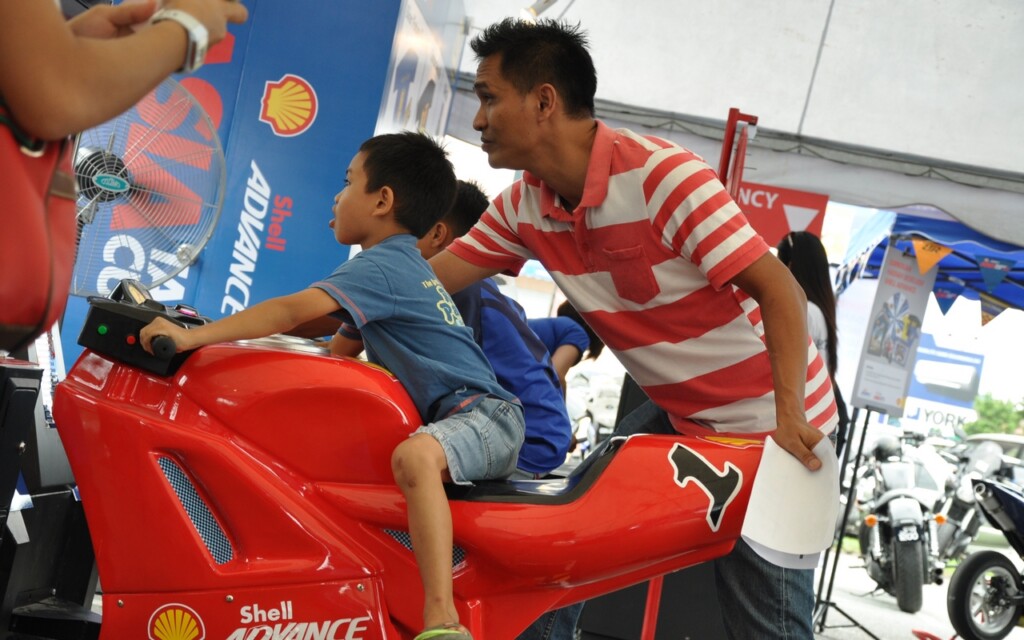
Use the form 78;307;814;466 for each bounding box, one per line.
451;0;1024;243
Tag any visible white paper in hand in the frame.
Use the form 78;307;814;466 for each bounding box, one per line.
740;436;839;569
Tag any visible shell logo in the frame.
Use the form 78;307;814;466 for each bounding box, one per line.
260;74;318;137
148;603;206;640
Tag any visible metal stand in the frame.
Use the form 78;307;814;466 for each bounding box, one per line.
813;407;881;639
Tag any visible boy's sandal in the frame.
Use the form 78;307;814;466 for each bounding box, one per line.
413;622;473;640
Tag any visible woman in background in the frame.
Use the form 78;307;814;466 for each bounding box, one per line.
777;231;849;441
0;0;247;140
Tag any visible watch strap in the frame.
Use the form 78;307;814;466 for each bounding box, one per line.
152;8;209;73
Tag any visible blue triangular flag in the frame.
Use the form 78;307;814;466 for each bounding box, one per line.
977;255;1015;292
933;281;963;315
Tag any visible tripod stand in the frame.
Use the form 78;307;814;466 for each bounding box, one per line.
813;407;881;639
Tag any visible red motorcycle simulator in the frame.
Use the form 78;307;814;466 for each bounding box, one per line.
47;281;767;639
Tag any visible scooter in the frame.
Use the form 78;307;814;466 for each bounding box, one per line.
946;478;1024;640
51;281;766;638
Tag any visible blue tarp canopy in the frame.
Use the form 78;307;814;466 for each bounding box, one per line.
839;206;1024;313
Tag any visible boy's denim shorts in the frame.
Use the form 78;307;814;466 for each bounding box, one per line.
415;396;525;485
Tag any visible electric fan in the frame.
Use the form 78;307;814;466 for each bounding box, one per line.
72;77;225;297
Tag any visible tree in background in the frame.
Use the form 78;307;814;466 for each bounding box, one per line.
965;394;1024;436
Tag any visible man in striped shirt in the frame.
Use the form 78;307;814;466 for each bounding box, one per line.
429;17;838;640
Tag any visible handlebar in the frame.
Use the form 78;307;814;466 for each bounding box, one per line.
151;335;176;360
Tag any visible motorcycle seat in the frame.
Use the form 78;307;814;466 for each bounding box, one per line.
445;436;626;505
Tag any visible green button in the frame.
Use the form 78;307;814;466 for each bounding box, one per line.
97;324;108;335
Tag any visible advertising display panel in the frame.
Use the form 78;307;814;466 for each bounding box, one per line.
61;0;466;364
735;181;829;247
900;333;983;436
851;247;938;416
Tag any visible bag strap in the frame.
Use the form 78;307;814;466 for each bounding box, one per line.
0;98;47;156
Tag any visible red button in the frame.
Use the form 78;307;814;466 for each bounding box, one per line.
126;335;137;345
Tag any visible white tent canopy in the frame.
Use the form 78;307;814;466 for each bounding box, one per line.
449;0;1024;244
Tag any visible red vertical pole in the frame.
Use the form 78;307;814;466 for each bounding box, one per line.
640;575;664;640
718;107;759;186
718;107;740;181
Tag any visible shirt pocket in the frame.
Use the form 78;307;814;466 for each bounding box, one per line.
603;244;661;305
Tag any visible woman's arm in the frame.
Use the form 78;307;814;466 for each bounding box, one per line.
0;0;247;140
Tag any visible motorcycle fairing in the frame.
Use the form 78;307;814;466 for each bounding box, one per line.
978;479;1024;558
668;443;743;532
54;343;765;638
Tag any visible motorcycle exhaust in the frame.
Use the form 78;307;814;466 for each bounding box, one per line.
974;483;1015;531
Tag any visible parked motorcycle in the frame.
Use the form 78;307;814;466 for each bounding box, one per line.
566;369;622;458
947;478;1024;640
935;440;1005;563
858;434;947;613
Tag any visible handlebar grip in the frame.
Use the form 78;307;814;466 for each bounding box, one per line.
151;335;177;360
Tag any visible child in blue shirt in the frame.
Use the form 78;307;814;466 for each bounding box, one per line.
141;132;523;640
418;180;573;477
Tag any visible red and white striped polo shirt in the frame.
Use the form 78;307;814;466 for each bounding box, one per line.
449;121;837;436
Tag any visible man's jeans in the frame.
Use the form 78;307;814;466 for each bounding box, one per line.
516;601;584;640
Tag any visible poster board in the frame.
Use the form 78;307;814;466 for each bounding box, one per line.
851;246;937;417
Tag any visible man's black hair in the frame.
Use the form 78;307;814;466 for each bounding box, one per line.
358;131;457;238
445;180;489;237
471;18;596;119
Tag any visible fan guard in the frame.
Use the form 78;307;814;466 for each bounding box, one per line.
72;78;226;297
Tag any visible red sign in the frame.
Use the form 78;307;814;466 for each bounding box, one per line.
735;181;829;247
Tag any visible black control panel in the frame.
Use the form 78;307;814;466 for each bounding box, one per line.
77;280;208;376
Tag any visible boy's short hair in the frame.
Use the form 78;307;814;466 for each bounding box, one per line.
358;132;457;238
445;180;489;237
471;18;596;119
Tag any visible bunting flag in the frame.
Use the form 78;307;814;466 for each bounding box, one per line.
911;238;953;275
933;281;963;315
977;255;1016;292
980;293;1009;326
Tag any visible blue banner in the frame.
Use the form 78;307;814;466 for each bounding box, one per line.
62;1;466;365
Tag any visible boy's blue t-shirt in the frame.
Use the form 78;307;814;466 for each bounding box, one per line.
454;279;572;475
527;316;590;358
311;235;515;422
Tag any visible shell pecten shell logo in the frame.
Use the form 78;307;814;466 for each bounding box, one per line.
260;73;318;137
148;603;205;640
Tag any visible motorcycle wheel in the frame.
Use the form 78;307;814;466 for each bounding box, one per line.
893;538;925;613
947;550;1023;640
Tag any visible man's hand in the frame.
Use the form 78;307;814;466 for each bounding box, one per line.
168;0;249;43
69;1;158;38
139;317;193;355
772;417;825;471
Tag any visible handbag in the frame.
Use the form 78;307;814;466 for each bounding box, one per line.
0;101;77;354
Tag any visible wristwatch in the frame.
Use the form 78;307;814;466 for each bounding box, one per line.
151;8;209;73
